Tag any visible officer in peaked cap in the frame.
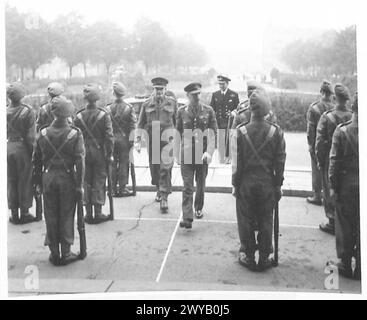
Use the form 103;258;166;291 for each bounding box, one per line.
7;83;37;225
232;90;286;271
136;77;177;213
315;83;352;235
105;81;136;197
36;82;70;132
306;80;334;206
33;96;85;266
210;75;239;164
176;82;218;228
74;84;114;224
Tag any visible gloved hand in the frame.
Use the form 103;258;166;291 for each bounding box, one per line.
232;186;238;198
274;186;282;201
107;155;114;163
202;152;212;164
135;138;142;153
76;187;84;201
34;184;42;195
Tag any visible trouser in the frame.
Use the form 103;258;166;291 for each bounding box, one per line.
148;139;173;197
112;135;130;190
7;141;33;211
310;152;322;196
335;178;360;263
181;163;208;221
42;169;76;248
84;145;107;205
217;126;227;163
321;161;335;221
236;177;275;258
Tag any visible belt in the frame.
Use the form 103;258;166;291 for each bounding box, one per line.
44;163;73;173
7;137;23;142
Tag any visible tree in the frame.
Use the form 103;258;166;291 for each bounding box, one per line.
270;67;280;82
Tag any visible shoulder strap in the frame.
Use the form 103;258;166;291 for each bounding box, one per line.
327;112;338;126
341;126;358;156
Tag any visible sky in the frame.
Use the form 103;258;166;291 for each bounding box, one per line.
6;0;363;75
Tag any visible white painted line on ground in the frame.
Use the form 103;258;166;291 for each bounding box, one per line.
155;212;183;283
115;216;319;230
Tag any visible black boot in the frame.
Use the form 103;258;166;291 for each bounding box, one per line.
179;219;193;229
19;209;37;225
60;244;79;266
258;255;274;272
9;209;20;225
160;195;168;214
319;219;335;235
120;186;134;197
307;194;322;206
84;205;94;224
48;245;61;266
155;190;162;202
238;253;257;271
94;204;110;224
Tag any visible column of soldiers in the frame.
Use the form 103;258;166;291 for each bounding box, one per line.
6;76;359;278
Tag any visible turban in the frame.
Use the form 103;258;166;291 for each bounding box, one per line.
50;96;74;118
320;80;333;94
7;83;26;101
47;82;64;97
83;83;101;101
249;90;270;117
334;84;350;100
112;81;127;96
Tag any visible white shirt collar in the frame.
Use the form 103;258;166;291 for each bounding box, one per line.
221;88;229;95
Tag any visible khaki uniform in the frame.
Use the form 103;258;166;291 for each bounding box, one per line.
7;103;36;211
176;103;218;221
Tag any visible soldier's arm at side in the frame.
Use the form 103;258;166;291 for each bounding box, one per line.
209;93;216;110
232;130;244;188
174;109;183;161
329;126;343;193
74;131;86;192
233;93;240;111
32;137;43;187
306;108;317;154
315;114;327;167
274;128;286;187
129;105;137;134
25;108;37;156
104;113;114;159
207;107;218;156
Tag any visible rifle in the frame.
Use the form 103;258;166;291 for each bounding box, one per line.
130;161;137;196
273;201;279;267
107;162;114;220
77;198;87;260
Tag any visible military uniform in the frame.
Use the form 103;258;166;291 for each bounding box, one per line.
210;77;239;163
232;91;286;271
177;83;218;226
137;79;177;208
74;84;114;223
315;107;352;233
33;96;85;265
106;94;136;196
329;92;359;279
7;83;37;224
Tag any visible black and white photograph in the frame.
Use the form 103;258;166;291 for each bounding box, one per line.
2;0;367;300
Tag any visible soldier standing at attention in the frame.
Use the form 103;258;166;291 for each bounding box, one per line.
231;81;277;130
36;82;66;132
306;80;334;206
106;82;136;197
33;96;85;266
232;90;286;272
177;83;218;228
136;77;177;213
74;84;114;224
328;92;360;279
7;83;37;225
210;75;239;164
315;84;352;235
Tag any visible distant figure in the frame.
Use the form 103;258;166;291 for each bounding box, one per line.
210;75;239;164
232;90;286;272
315;84;352;235
328;92;359;279
306;80;334;206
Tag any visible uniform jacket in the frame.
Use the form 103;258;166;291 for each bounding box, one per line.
232;120;286;188
315;108;352;167
74;106;114;158
32;123;85;190
306;99;334;153
176;103;218;162
329;117;359;192
7;103;36;154
106;99;136;139
137;95;177;134
210;89;239;129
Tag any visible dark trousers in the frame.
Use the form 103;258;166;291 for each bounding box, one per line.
335;179;360;263
112;135;130;189
321;161;335;221
310;152;322;196
7;141;33;210
181;164;208;221
84;145;106;205
42;170;76;248
236;178;275;258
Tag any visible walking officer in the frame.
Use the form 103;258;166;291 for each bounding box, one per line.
210;75;239;164
74;84;114;224
7;83;37;225
177;82;218;228
232;90;286;272
328;92;360;279
136;77;177;213
106;82;136;197
315;84;352;235
36;82;69;132
306;80;334;206
33;96;85;266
